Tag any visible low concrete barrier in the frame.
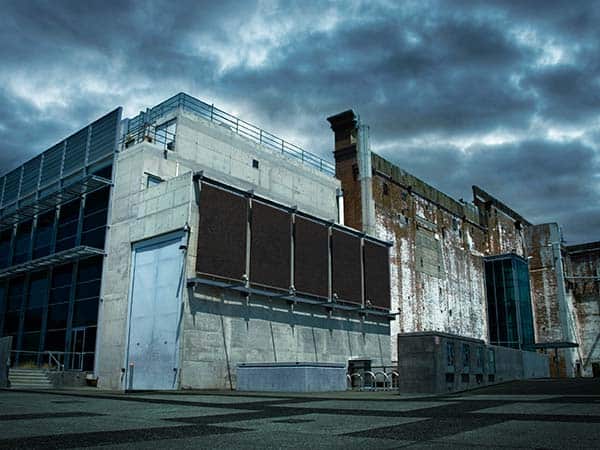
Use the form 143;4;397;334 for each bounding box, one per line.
237;362;347;392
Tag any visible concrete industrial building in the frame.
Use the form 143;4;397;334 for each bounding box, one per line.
0;93;597;391
0;93;392;390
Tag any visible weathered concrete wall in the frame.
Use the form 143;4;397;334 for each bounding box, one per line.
366;154;496;362
0;336;12;388
397;332;549;394
564;242;600;377
96;144;192;389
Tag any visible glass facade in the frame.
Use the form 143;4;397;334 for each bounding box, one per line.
484;254;535;349
0;169;111;370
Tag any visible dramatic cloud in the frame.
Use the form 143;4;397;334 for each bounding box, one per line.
0;0;598;244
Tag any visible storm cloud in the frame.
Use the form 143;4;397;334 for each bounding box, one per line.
0;0;598;244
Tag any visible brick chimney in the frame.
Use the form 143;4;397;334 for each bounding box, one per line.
327;110;376;235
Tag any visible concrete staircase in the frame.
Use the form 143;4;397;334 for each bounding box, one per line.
8;368;53;389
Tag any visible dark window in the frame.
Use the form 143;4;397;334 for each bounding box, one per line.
13;220;33;264
56;200;81;252
44;329;66;351
75;257;102;301
382;183;389;196
6;277;25;311
461;374;469;383
0;229;13;269
462;344;470;368
49;265;73;305
252;159;259;169
445;373;454;383
447;342;455;367
21;331;40;352
72;299;99;327
33;211;55;259
91;165;113;180
82;187;109;249
146;174;163;188
47;303;69;330
23;273;48;332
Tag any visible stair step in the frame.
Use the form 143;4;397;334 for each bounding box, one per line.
8;368;54;389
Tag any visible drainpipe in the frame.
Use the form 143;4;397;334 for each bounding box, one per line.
357;123;376;237
550;225;575;377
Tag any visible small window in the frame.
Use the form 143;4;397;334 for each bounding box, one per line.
462;344;470;368
445;373;454;383
252;159;259;169
382;183;389;196
447;342;455;367
352;164;359;180
146;174;163;188
461;374;469;383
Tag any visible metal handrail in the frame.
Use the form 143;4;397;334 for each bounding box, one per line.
127;93;335;176
9;350;92;371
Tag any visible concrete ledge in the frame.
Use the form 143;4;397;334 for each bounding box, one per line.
237;362;347;392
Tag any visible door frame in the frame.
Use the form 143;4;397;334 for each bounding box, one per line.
123;230;187;391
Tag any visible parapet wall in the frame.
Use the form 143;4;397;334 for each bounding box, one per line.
397;332;549;394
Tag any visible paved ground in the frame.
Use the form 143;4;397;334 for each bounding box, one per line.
1;379;599;449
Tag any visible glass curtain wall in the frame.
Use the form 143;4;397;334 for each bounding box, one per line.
485;254;535;349
0;169;111;369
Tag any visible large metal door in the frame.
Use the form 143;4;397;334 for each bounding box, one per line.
126;233;184;390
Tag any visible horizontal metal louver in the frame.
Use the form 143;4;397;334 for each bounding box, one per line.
20;156;41;196
63;128;88;174
89;110;119;163
40;144;64;187
2;168;22;206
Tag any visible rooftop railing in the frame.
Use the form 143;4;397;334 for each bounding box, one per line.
127;93;335;176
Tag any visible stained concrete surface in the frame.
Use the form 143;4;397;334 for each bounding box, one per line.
0;379;599;449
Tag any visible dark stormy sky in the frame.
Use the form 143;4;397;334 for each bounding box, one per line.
1;1;598;244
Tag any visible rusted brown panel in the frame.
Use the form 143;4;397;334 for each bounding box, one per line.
196;184;248;281
294;216;329;298
364;240;391;309
331;229;362;304
336;156;362;231
250;201;291;290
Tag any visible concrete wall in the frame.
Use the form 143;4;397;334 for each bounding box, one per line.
96;144;192;389
397;332;549;394
96;114;388;390
0;336;11;388
181;187;390;389
564;242;600;377
174;110;340;220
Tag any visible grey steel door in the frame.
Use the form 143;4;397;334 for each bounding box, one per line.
126;233;184;390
